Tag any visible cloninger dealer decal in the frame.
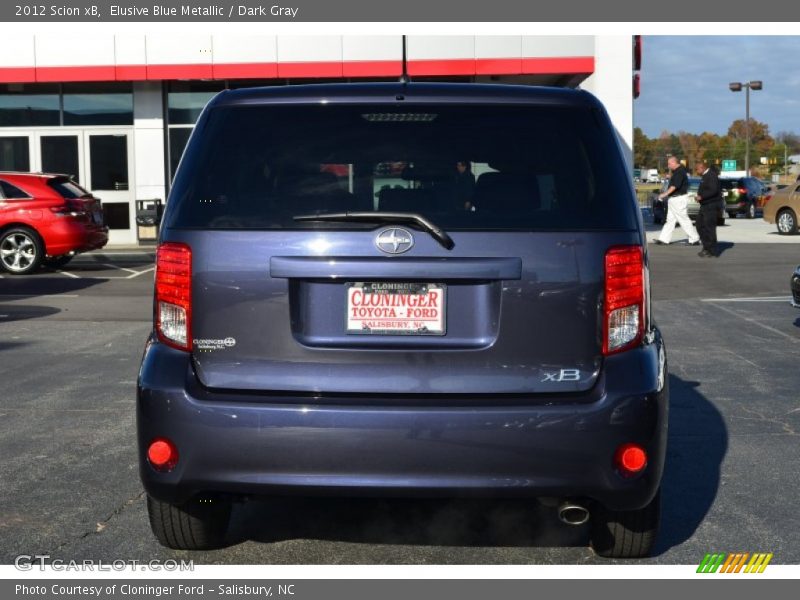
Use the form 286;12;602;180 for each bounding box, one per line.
193;337;237;352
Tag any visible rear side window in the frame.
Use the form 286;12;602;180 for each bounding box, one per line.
167;103;637;231
0;179;31;199
47;178;90;199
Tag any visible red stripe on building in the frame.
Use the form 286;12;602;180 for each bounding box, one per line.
342;60;403;77
407;59;476;76
277;61;343;78
146;63;214;80
474;58;523;75
0;57;595;84
212;62;279;79
521;56;595;74
115;65;148;81
35;65;116;82
0;67;37;82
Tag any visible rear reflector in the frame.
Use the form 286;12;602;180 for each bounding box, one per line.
147;438;178;471
615;443;648;476
604;246;645;355
155;242;192;351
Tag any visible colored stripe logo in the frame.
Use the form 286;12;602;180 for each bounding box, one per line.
697;552;773;573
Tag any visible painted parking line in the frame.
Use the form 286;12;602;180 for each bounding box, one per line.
51;265;155;280
127;266;154;279
100;262;141;275
706;301;799;343
702;296;792;303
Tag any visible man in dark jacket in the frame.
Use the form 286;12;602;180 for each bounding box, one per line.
695;161;722;257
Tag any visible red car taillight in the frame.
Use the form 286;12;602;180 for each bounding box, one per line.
738;188;747;195
49;201;88;219
155;242;192;351
603;246;645;355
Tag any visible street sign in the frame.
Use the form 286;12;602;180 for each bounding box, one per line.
722;159;737;171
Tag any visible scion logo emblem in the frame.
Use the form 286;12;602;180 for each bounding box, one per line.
375;228;414;254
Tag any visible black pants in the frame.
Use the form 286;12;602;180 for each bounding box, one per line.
696;203;719;254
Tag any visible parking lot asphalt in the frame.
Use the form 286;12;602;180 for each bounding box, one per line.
1;227;799;565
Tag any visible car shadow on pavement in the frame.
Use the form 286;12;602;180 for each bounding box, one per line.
0;305;61;323
227;494;589;552
0;276;104;298
652;374;728;556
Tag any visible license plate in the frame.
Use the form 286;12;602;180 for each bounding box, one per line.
346;282;446;335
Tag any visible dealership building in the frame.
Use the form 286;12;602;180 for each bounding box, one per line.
0;35;633;245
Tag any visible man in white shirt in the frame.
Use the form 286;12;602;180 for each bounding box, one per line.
654;156;700;246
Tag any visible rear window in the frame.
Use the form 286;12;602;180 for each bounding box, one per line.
47;177;90;199
719;179;742;190
167;103;637;231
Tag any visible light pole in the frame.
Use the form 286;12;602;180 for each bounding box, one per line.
729;80;763;175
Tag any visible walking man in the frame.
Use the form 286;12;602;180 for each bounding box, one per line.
695;160;722;257
654;156;700;246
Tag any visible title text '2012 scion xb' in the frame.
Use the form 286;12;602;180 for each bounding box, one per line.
137;83;668;558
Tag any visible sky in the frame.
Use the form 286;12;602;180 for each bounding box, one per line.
634;36;800;138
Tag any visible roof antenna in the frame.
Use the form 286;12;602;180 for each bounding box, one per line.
399;35;410;84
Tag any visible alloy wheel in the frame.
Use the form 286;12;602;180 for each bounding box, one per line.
0;232;37;273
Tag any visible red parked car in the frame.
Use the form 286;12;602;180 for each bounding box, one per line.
0;172;108;274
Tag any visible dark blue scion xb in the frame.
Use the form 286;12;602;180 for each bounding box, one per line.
137;82;668;557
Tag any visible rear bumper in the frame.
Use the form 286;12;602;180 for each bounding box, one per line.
44;219;108;256
137;332;668;511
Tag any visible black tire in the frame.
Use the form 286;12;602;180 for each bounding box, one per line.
746;201;756;219
776;208;798;235
590;489;660;558
147;494;231;550
44;255;74;269
0;227;44;275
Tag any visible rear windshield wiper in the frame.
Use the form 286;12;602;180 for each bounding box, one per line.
293;212;455;250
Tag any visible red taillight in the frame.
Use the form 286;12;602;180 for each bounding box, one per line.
49;201;88;219
604;246;645;355
155;242;192;351
738;188;747;195
633;35;642;71
147;438;179;471
614;443;648;477
633;73;641;99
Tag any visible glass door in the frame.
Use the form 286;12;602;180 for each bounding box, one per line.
36;133;83;183
0;134;33;172
83;131;135;245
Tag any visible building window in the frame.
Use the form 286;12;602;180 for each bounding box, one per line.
0;136;31;171
40;135;80;182
89;134;129;190
168;127;193;180
167;81;225;125
63;83;133;126
0;84;60;127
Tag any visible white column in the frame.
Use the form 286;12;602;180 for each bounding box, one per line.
581;36;633;172
132;81;166;245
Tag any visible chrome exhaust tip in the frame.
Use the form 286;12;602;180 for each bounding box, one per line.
558;502;590;526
